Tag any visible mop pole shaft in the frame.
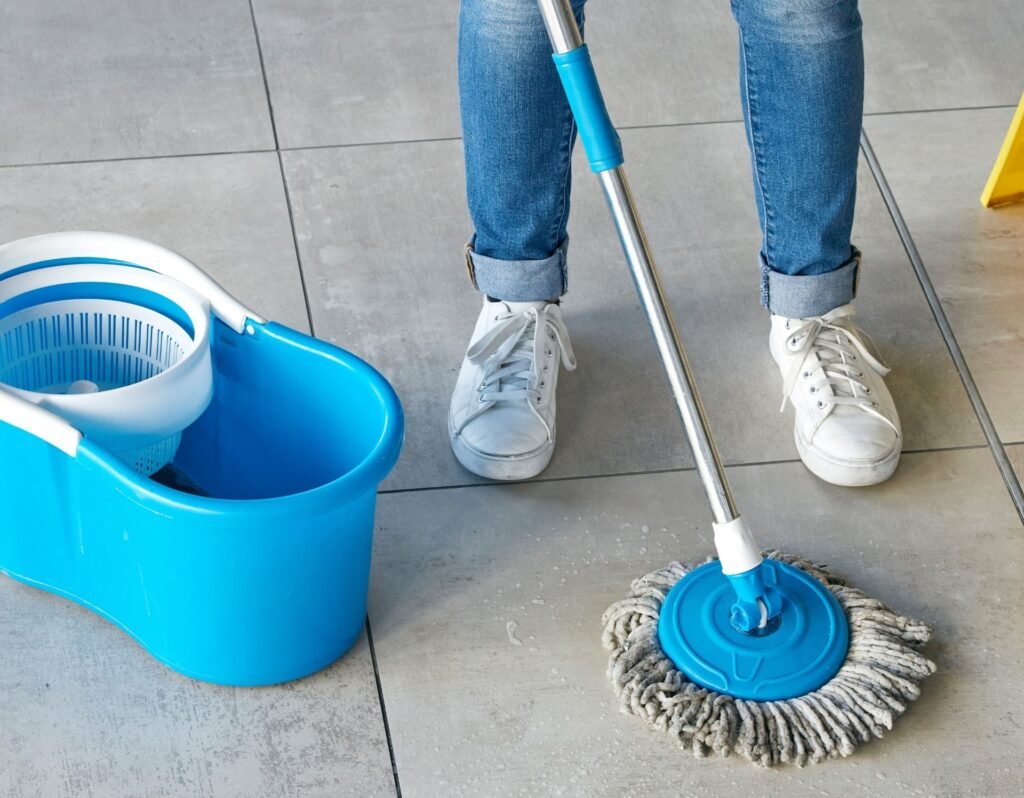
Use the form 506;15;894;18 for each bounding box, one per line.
597;169;739;525
537;0;739;526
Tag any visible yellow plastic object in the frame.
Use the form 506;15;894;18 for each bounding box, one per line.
981;94;1024;208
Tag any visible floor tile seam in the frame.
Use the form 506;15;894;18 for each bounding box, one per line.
862;103;1018;119
3;102;1016;171
0;148;279;172
377;444;993;497
247;0;281;151
246;0;317;337
860;128;1024;526
268;105;1023;154
366;619;404;798
275;152;317;336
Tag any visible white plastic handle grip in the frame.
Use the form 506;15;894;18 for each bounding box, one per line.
0;385;81;457
0;231;264;333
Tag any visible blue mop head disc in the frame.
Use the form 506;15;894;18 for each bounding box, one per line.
657;558;850;701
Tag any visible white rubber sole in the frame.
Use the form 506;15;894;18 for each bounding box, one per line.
448;417;555;481
794;425;901;487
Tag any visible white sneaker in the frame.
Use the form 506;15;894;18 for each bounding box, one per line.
449;298;576;480
770;304;901;487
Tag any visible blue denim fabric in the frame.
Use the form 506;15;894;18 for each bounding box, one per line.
731;0;864;316
458;0;585;302
459;0;864;317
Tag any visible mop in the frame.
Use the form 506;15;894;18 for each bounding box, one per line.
536;0;936;767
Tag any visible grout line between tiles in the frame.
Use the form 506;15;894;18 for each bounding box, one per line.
366;619;404;798
860;129;1024;526
247;0;317;337
0;148;279;171
247;0;280;151
378;444;992;497
615;104;1019;133
862;103;1018;119
2;104;1017;172
276;152;317;335
277;103;1016;152
279;135;464;154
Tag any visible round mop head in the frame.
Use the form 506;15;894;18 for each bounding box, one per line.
601;551;936;767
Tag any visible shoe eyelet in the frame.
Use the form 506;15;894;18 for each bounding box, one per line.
816;400;825;409
871;402;879;408
540;380;546;388
803;371;811;378
548;332;555;341
546;349;553;357
543;365;549;372
809;387;817;393
863;387;871;395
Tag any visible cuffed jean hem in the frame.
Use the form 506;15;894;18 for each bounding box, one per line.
761;247;861;318
464;237;569;301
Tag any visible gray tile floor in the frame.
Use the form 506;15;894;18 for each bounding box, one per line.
2;1;1023;796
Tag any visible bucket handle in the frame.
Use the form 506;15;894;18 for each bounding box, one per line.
0;232;265;334
0;385;81;457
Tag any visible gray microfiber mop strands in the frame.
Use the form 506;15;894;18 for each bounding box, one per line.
601;551;936;767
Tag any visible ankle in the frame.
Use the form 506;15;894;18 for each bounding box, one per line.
486;295;560;306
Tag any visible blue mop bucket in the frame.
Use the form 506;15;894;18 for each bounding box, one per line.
0;232;403;686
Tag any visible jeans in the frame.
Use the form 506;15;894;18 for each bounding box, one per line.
458;0;864;318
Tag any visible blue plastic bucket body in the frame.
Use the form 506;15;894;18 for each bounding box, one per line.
0;320;403;686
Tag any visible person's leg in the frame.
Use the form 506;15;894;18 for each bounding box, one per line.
459;0;586;302
450;0;584;481
731;0;901;486
731;0;863;317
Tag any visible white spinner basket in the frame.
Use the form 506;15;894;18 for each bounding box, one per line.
0;244;215;476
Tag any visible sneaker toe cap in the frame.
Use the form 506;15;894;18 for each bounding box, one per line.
810;411;900;464
458;406;550;458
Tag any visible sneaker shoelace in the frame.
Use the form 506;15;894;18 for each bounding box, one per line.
780;307;899;434
465;306;577;410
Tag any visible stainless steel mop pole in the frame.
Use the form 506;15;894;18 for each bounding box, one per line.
537;0;779;629
537;0;737;526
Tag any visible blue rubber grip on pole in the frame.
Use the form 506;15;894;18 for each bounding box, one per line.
552;46;624;173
